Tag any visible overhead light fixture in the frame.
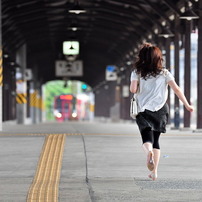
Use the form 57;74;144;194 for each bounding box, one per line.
148;34;152;39
3;54;9;58
180;0;199;20
67;22;80;31
180;9;199;20
120;67;125;71
158;27;174;38
68;0;86;14
68;25;77;31
10;62;15;66
127;61;132;65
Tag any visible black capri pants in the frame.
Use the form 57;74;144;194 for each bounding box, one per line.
141;129;161;149
136;104;169;150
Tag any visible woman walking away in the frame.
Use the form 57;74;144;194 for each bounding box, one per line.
130;43;194;181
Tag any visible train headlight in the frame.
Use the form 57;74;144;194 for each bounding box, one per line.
72;112;77;118
56;112;62;118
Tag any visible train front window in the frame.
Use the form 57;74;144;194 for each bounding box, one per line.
64;103;69;112
56;99;62;112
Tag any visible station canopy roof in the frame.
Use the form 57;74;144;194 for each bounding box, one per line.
2;0;198;87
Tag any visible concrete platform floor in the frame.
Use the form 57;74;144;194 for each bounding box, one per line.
0;121;202;202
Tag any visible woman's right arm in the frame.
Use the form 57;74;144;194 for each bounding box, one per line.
130;80;139;93
168;80;194;112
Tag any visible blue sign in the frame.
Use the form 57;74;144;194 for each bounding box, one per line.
106;65;116;72
106;65;117;81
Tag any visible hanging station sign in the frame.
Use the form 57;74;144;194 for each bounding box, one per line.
55;60;83;77
63;41;79;55
105;65;117;81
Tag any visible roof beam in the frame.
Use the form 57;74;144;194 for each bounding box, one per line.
162;0;182;16
135;3;170;32
144;0;172;25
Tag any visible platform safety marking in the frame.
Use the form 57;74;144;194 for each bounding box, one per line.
30;91;37;107
16;93;27;104
26;134;66;202
0;133;84;136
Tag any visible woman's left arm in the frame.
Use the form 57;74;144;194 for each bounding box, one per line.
130;80;139;93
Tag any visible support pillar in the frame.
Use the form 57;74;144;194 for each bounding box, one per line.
42;84;46;122
165;38;171;124
184;20;191;127
26;81;30;119
35;89;40;124
16;44;27;124
111;83;120;122
174;15;180;128
120;69;130;120
197;0;202;128
30;81;37;124
94;81;116;119
36;85;42;123
38;87;42;123
0;0;2;130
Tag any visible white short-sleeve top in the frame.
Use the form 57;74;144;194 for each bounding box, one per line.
130;69;174;112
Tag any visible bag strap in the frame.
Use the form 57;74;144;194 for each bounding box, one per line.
162;68;169;76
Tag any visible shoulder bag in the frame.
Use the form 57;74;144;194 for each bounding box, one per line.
130;94;138;119
130;77;140;119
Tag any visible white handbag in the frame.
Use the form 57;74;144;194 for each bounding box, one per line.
130;75;140;119
130;94;138;119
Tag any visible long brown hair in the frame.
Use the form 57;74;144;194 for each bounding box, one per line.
133;43;164;79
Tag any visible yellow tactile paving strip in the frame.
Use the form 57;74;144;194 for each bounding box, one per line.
26;134;66;202
0;133;83;136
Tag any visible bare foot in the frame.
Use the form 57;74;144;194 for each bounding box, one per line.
148;172;157;181
147;151;155;171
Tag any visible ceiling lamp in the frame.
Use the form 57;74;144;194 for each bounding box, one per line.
180;9;199;20
158;27;174;38
68;0;86;14
180;0;199;20
67;22;80;31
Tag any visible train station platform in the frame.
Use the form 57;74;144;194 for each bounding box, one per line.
0;120;202;202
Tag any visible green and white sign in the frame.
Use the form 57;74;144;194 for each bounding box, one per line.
63;41;79;55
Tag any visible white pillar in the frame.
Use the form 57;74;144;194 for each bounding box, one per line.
16;44;27;124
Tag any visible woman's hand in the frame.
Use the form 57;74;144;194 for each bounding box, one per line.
185;105;194;112
168;80;194;113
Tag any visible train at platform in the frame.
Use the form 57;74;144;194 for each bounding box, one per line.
53;94;90;121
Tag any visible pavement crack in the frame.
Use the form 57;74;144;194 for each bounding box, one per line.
81;135;96;202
